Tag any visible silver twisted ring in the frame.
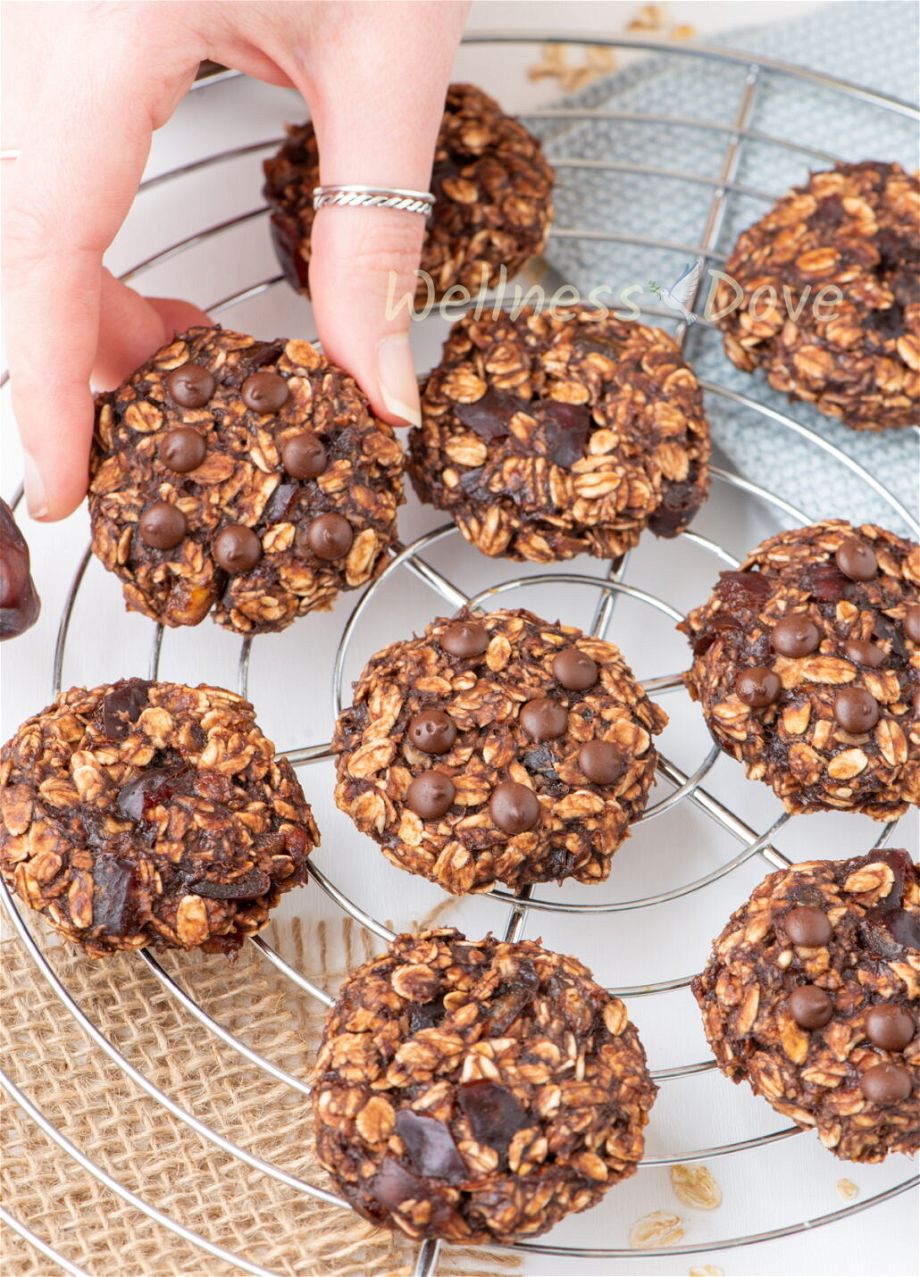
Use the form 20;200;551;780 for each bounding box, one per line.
312;184;435;216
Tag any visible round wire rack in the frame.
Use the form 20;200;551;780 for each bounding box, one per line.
2;31;918;1277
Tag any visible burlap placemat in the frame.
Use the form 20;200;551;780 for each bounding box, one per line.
0;910;522;1277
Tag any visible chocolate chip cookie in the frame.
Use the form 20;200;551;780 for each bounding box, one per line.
409;306;711;561
89;326;404;635
717;162;919;431
0;679;319;956
693;850;918;1162
333;607;667;894
263;83;555;303
681;520;919;818
312;927;657;1242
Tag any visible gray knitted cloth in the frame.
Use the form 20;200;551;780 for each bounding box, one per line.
533;0;919;536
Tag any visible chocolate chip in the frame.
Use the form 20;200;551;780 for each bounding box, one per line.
406;771;455;819
166;362;215;408
771;616;820;658
905;604;920;644
281;432;327;479
458;1081;528;1160
552;646;598;690
241;370;289;413
520;696;568;741
440;620;489;659
865;1005;916;1051
844;639;886;668
490;781;540;834
859;1063;912;1105
191;868;272;900
303;513;353;561
785;905;833;946
407;709;457;755
138;502;187;550
158;427;207;473
578;740;625;785
834;537;877;581
833;687;880;733
101;679;151;740
395;1110;467;1181
213;524;262;573
735;667;781;708
788;984;834;1029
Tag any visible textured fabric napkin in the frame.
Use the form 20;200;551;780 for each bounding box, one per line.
533;0;919;536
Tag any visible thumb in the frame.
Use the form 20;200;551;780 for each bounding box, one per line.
298;4;466;426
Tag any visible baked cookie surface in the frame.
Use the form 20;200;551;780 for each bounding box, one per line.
333;607;667;894
89;326;404;635
263;83;555;302
0;679;318;956
409;306;711;561
312;928;656;1242
717;161;919;431
693;850;919;1162
681;520;919;818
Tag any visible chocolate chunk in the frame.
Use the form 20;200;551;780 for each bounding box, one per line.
440;620;489;658
213;524;262;573
369;1156;429;1211
241;371;289;413
101;680;152;740
835;538;877;581
859;1063;912;1105
552;647;597;690
408;999;445;1034
865;1004;915;1051
788;985;834;1029
844;638;886;667
771;616;820;658
406;771;455;819
0;498;41;640
807;564;855;602
191;868;272;900
302;513;354;561
539;401;591;469
166;362;215;408
91;856;138;936
408;709;457;755
454;387;521;441
281;432;327;479
395;1110;467;1181
905;605;920;644
715;570;772;611
833;687;880;733
458;1080;528;1160
116;765;189;822
262;481;299;523
138;502;187;550
490;781;539;834
578;740;625;785
735;667;781;708
785;905;832;946
158;428;207;473
520;696;568;741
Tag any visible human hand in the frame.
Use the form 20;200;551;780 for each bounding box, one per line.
2;0;468;520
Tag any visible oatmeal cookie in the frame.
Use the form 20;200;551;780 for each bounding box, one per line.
333;607;667;893
409;306;711;561
681;520;919;818
0;679;318;956
89;326;404;635
313;928;656;1242
0;498;40;640
716;161;919;431
263;83;555;303
693;850;919;1162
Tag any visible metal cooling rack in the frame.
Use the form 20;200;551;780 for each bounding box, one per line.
2;31;919;1277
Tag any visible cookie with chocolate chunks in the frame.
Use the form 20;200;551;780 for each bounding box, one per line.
332;607;666;894
681;520;919;818
89;326;404;634
263;83;555;303
409;305;711;561
717;161;919;431
0;680;319;956
312;928;657;1242
0;498;40;640
693;851;919;1162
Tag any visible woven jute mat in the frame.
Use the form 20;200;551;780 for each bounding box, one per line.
0;909;522;1277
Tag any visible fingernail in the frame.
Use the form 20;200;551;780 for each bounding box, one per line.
377;333;421;427
23;452;48;519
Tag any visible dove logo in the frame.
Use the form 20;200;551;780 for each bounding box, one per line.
648;260;704;324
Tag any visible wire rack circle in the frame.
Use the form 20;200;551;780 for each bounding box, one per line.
2;32;918;1277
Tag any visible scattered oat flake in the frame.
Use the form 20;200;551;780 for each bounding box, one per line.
629;1210;685;1248
628;3;665;31
837;1177;860;1201
670;23;697;41
670;1163;723;1210
689;1267;724;1276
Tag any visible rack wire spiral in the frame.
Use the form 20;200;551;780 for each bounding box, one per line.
2;32;918;1277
